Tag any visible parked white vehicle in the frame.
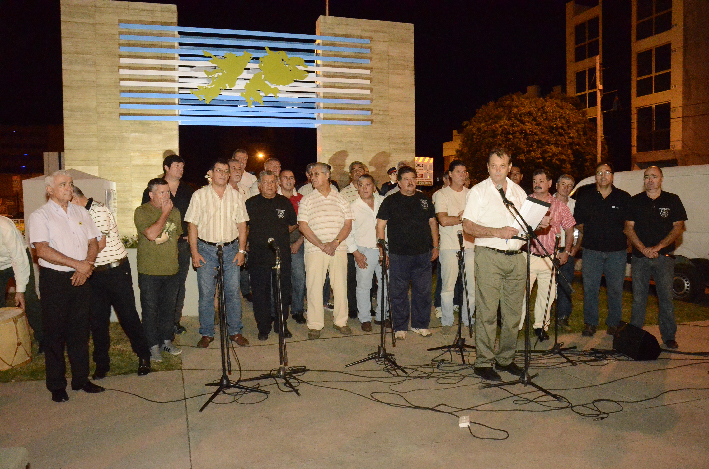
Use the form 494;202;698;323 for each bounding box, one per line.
575;164;709;301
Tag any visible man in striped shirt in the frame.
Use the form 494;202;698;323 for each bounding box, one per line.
519;169;576;342
185;159;250;348
298;162;353;339
72;186;151;377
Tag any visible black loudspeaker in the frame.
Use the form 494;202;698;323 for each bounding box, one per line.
612;321;661;361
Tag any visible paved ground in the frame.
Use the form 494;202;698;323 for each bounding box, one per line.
2;306;709;469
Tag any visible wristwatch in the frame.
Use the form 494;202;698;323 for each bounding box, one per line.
334;237;341;244
238;250;247;255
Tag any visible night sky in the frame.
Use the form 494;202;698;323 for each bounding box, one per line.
0;0;568;184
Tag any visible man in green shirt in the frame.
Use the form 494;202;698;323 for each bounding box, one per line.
134;178;183;363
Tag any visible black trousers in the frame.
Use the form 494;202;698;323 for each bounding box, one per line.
39;267;91;391
347;253;357;316
250;262;291;335
88;260;150;372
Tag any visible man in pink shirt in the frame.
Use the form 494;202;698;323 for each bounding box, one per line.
520;169;576;341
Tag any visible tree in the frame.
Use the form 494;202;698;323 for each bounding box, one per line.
456;92;601;185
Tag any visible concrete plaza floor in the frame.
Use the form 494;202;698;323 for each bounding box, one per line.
2;306;709;469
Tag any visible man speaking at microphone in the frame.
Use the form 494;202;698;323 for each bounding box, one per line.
245;170;298;341
462;148;527;381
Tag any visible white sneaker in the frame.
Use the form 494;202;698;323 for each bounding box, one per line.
395;330;407;340
411;328;432;337
149;345;163;363
435;307;442;318
162;340;182;356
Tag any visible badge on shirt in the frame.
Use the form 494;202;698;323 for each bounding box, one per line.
659;207;670;218
420;199;429;210
276;209;285;219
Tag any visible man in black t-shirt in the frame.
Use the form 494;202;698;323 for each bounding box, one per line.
624;166;686;349
376;166;439;339
245;171;298;340
574;162;631;337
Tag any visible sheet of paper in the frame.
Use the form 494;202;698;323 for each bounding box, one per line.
511;196;550;235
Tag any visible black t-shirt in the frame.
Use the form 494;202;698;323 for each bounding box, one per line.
377;191;435;255
574;185;631;252
245;194;297;266
628;191;687;257
142;182;194;240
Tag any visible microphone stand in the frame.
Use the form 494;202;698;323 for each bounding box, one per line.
428;232;475;364
529;236;577;365
483;189;561;401
242;241;307;395
200;245;267;412
346;240;407;375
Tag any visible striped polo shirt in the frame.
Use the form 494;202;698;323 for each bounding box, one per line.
88;200;127;266
184;184;249;244
298;188;353;254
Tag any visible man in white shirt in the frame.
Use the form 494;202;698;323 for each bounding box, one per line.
340;161;368;319
185;159;250;348
435;160;475;335
298;162;353;339
462;148;527;382
29;170;103;402
232;149;259;197
345;174;384;332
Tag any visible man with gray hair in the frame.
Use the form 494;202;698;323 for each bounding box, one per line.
298;162;353;339
29;170;104;402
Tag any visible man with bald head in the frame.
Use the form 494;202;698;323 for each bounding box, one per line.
624;166;686;349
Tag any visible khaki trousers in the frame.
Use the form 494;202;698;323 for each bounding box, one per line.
305;250;348;330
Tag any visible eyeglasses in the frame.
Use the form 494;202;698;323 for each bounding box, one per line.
213;168;230;175
596;170;612;176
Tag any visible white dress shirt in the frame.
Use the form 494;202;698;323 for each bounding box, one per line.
0;216;30;292
346;194;384;253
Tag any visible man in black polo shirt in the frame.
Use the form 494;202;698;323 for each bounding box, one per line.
245;170;297;340
574;162;631;337
376;166;439;339
624;166;686;349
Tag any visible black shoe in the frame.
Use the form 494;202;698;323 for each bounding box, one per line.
292;313;306;324
137;357;151;376
51;389;69;403
606;325;618;336
473;367;502;382
258;332;269;341
37;341;45;355
92;368;109;380
243;293;253;302
557;317;571;330
325;302;335;310
582;324;596;337
174;323;187;335
71;381;105;393
374;318;392;328
496;361;524;377
283;326;292;339
664;339;679;349
534;328;549;342
348;310;358;319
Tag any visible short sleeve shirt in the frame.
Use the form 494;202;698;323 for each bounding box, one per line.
628;191;687;257
434;186;474;250
298;189;353;254
245;194;297;266
574;185;631;252
134;203;182;276
377;191;435;255
142;181;193;239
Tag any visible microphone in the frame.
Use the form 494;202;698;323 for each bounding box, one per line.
377;238;387;249
496;184;511;206
267;238;279;251
457;230;464;248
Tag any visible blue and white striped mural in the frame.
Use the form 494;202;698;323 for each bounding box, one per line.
118;24;372;128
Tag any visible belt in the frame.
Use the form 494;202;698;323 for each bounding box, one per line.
199;238;237;247
93;256;128;273
483;246;522;256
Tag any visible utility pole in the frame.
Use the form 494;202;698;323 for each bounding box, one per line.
595;55;603;163
326;0;329;16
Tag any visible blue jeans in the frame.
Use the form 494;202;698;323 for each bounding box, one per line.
389;251;432;332
630;255;676;343
196;240;243;337
138;273;179;347
291;243;305;314
556;256;576;320
355;247;383;323
582;249;626;327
